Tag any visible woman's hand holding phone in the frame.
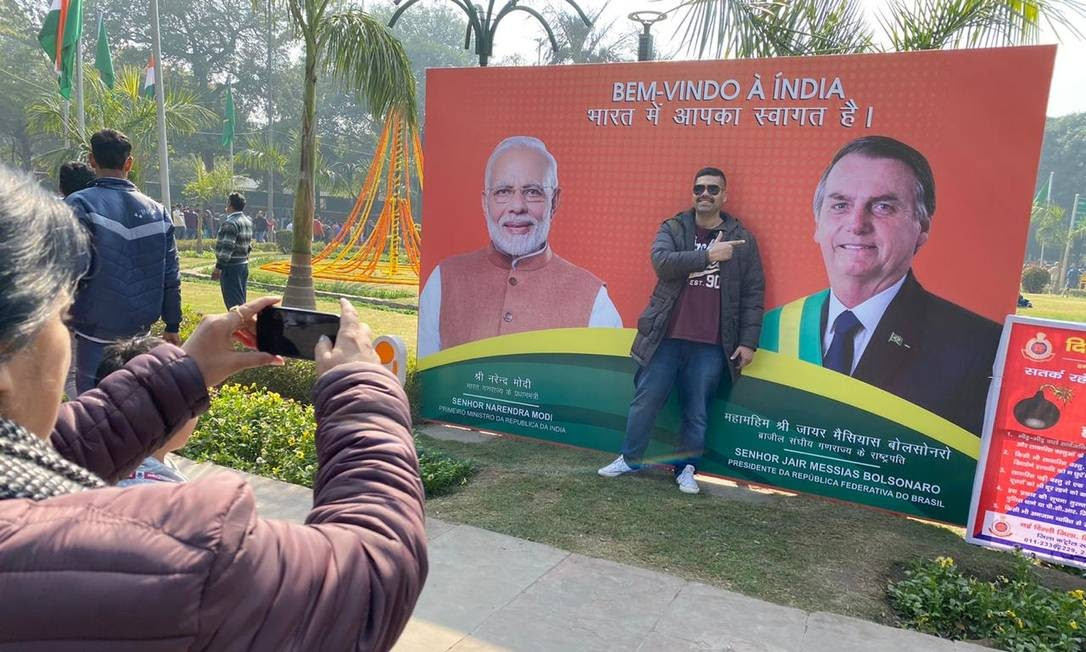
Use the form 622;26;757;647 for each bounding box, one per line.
315;298;379;377
182;296;285;388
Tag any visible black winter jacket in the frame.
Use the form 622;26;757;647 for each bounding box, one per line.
630;209;766;381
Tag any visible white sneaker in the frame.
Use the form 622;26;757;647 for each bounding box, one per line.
676;465;700;494
598;455;636;477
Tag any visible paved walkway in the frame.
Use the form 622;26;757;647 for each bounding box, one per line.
176;444;989;652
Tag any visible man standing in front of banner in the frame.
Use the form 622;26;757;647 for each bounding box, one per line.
758;136;1001;435
599;167;765;494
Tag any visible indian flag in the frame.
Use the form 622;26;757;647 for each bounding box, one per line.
143;55;155;98
37;0;84;99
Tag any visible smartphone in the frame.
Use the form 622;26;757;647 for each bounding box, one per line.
256;306;339;360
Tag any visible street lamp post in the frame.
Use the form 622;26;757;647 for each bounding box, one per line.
629;11;666;62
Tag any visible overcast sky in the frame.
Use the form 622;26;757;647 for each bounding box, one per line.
475;0;1085;117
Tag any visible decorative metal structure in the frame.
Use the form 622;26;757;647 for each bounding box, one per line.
628;10;666;62
390;0;592;66
261;109;424;285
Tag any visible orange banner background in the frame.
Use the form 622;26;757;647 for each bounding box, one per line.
421;47;1055;324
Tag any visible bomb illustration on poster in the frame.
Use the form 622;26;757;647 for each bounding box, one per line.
1013;384;1074;430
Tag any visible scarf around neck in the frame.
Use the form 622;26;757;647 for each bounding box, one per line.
0;418;104;500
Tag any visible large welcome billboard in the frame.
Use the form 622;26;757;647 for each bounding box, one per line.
417;47;1055;525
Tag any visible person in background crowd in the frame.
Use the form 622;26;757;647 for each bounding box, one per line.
171;204;187;239
1066;265;1081;294
57;161;98;399
184;204;198;237
0;163;427;649
58;161;96;198
63;129;182;394
203;208;215;238
253;209;268;243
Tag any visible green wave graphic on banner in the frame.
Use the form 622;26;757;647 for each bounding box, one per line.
420;329;979;525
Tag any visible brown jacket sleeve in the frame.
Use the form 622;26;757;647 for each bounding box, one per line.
194;362;427;651
50;345;209;483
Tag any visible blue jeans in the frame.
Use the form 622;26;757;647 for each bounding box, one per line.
74;335;109;395
620;338;727;473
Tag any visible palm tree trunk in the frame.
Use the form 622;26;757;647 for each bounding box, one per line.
283;40;318;309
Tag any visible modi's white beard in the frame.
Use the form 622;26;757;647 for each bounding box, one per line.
486;207;552;257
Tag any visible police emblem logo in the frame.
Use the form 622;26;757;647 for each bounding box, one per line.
1022;332;1055;362
988;517;1013;537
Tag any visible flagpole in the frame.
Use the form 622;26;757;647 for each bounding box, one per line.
63;100;70;147
1046;171;1053;204
75;26;85;141
149;0;171;213
1059;193;1081;291
266;0;274;221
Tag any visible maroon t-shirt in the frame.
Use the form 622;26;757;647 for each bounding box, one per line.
666;225;722;344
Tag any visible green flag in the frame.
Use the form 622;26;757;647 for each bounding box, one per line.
1034;171;1052;204
94;13;114;88
1075;194;1086;229
222;86;235;148
37;0;85;99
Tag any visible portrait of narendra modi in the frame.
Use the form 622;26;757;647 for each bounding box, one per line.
417;136;621;357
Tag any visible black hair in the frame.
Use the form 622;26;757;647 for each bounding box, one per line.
693;166;727;188
0;165;89;361
813;135;935;224
94;335;167;385
58;161;96;197
89;129;132;170
228;191;245;211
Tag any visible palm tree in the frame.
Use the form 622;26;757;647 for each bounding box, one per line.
182;155;236;253
539;0;635;64
389;0;592;66
26;65;213;184
236;133;290;201
1032;202;1066;264
671;0;1086;59
266;0;416;308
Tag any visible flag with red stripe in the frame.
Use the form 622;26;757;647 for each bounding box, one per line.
37;0;84;99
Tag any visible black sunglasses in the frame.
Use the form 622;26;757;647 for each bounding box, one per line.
693;184;722;196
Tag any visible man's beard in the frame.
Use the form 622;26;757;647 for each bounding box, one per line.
486;208;552;257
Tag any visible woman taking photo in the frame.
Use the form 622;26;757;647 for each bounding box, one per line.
0;164;426;650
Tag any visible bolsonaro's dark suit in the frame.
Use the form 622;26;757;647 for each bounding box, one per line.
760;272;1002;435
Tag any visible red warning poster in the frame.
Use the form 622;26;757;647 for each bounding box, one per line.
967;317;1086;567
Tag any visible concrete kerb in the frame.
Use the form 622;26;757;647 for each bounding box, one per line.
170;455;989;651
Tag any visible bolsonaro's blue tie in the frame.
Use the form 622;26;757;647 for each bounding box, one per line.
824;310;862;375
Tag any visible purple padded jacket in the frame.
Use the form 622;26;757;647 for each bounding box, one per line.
0;345;427;651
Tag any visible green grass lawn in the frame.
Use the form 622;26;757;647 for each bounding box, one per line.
1020;293;1086;323
420;432;1086;625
